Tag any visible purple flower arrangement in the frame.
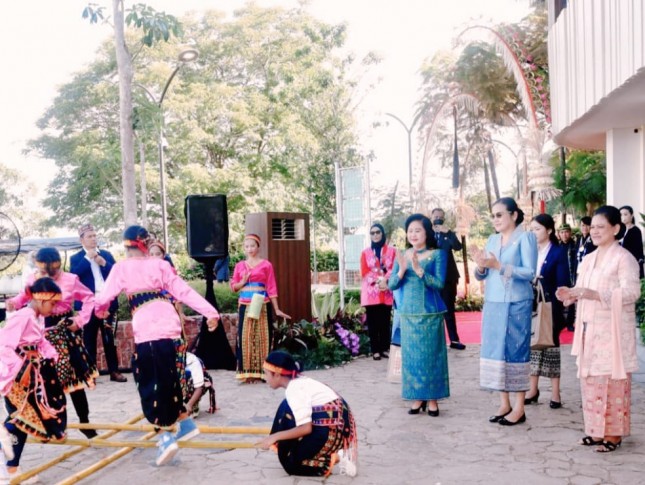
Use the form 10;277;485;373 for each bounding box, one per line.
334;322;360;356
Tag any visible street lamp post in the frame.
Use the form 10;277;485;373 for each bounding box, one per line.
385;111;424;207
138;48;199;248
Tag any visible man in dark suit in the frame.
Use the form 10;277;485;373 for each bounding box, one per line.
70;223;127;382
431;208;465;350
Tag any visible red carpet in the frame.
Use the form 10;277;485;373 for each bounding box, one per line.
452;312;574;345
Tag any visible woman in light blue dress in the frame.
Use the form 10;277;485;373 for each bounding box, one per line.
473;197;537;426
388;214;448;416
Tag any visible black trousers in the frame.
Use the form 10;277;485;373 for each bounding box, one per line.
83;310;119;373
365;304;392;354
440;281;461;343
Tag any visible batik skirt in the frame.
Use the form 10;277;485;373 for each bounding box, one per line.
400;313;449;401
236;303;274;381
529;347;561;378
5;346;67;441
271;397;357;477
45;312;98;392
480;300;532;392
580;375;631;438
132;338;187;427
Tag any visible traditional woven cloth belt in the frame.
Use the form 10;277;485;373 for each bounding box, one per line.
128;290;167;314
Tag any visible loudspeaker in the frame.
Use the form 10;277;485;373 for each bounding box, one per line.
185;194;229;260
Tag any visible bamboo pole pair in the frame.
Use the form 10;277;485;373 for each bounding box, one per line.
12;413;145;485
55;430;158;485
19;416;270;484
68;422;270;435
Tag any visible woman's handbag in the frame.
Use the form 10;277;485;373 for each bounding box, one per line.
531;280;555;350
246;293;265;320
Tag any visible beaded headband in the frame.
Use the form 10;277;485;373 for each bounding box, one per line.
32;292;62;302
124;239;149;254
263;362;298;378
244;234;261;246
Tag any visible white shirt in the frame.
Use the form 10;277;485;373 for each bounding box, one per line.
536;242;551;278
285;376;339;426
84;246;105;294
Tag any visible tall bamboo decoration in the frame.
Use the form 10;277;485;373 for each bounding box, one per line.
457;23;559;212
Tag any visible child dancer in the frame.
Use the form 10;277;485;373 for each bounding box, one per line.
1;278;67;483
94;226;219;466
6;248;98;439
256;351;358;477
148;241;216;419
184;351;216;418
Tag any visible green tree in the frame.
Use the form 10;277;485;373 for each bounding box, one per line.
29;5;373;250
551;150;606;216
83;1;182;227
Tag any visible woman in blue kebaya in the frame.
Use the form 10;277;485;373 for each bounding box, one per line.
388;214;448;417
473;197;537;426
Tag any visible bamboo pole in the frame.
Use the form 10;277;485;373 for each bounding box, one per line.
14;413;145;485
68;422;270;435
47;438;258;449
55;431;158;485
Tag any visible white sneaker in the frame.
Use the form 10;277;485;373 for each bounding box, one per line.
155;432;179;466
0;427;14;462
337;449;357;477
8;467;39;484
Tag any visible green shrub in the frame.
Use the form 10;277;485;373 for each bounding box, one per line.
312;249;339;272
455;295;483;312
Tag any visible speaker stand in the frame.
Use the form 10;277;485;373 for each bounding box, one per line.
192;257;236;370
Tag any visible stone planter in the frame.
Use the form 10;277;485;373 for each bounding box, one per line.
95;313;239;373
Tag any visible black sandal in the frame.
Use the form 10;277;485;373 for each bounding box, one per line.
595;440;622;453
579;436;603;446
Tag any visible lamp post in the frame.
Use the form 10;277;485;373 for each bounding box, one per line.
385;111;424;207
137;48;199;247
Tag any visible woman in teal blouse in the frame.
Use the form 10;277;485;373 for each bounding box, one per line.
388;214;449;416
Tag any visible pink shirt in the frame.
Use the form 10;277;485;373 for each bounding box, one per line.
95;257;219;344
0;307;58;395
9;272;95;328
230;259;278;305
360;245;396;306
572;243;640;379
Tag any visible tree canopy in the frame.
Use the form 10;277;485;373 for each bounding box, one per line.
29;5;371;250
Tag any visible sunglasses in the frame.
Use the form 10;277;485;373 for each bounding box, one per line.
370;230;382;235
490;211;511;220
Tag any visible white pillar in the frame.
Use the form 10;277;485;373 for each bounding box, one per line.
606;127;645;216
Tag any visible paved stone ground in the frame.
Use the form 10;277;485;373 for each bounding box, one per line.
8;338;645;485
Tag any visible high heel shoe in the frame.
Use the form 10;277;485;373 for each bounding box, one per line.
408;401;427;415
427;405;440;417
549;400;562;409
488;408;512;423
524;389;539;404
498;413;526;426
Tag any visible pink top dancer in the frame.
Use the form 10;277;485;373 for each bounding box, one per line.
0;307;58;395
230;259;279;305
95;257;219;344
8;272;94;329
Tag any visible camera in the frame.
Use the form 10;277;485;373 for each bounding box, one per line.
433;218;444;226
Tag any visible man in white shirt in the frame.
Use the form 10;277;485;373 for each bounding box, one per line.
70;224;127;382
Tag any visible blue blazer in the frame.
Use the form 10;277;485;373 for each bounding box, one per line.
536;243;570;345
70;248;118;312
475;226;537;303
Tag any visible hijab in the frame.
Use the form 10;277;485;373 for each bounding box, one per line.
370;223;387;260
